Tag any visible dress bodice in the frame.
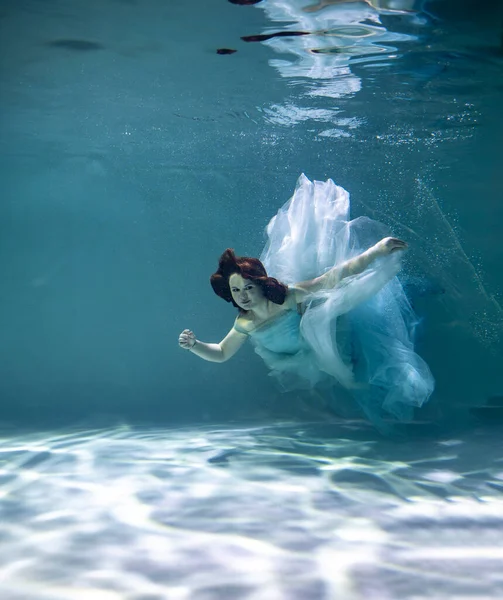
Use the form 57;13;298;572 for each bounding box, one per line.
236;309;321;391
247;310;306;355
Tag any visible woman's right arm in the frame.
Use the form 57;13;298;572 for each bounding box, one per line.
178;326;248;363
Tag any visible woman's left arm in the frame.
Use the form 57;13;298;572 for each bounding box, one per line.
293;237;407;300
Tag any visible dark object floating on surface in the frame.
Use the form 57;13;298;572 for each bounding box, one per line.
217;48;237;54
48;39;104;51
242;31;310;43
228;0;263;5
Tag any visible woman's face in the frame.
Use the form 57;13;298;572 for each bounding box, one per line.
229;273;264;311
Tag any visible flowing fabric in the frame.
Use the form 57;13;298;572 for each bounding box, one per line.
253;174;435;426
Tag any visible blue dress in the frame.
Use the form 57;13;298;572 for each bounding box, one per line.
239;175;435;427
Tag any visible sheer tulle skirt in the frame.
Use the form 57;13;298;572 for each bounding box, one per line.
259;174;435;426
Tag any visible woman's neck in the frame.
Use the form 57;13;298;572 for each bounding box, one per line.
247;299;274;322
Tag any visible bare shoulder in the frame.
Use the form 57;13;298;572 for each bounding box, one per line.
234;313;254;334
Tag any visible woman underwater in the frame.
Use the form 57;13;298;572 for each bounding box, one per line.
178;175;434;428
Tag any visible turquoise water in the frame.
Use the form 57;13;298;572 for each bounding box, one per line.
1;0;502;597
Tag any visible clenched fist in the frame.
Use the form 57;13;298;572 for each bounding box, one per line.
179;329;196;350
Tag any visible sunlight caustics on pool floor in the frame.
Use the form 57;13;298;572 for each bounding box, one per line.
1;423;502;599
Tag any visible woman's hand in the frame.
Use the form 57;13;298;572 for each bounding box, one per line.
376;237;407;256
179;329;196;350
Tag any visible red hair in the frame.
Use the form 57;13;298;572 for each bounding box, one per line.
210;248;288;309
